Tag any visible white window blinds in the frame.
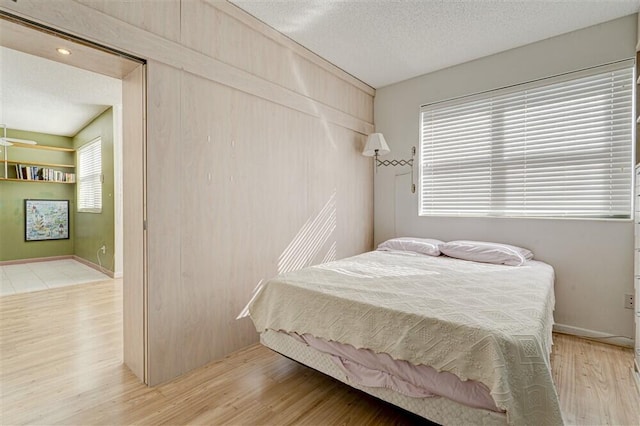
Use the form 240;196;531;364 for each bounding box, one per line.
77;138;102;213
419;60;634;219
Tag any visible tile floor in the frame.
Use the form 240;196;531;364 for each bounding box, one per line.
0;259;112;296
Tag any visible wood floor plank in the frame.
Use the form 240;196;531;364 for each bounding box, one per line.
1;280;638;425
550;332;640;425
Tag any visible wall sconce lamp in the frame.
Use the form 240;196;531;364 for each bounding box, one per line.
362;132;416;193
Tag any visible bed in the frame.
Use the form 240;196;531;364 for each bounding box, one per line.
248;248;563;425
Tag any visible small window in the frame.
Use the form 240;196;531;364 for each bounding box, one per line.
77;137;102;213
419;60;634;219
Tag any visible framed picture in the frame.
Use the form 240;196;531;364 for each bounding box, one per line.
25;199;70;241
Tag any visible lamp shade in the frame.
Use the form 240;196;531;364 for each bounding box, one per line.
362;133;390;157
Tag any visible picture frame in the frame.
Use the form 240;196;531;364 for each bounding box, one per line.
25;199;70;241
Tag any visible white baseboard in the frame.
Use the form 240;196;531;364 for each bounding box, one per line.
634;359;640;395
0;255;73;266
72;255;114;278
553;323;634;348
113;271;124;279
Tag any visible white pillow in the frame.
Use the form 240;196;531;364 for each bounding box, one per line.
440;240;533;266
377;237;444;257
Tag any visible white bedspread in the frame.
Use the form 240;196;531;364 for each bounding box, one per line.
249;250;563;426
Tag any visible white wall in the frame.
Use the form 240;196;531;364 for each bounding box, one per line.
374;15;636;342
637;12;640;50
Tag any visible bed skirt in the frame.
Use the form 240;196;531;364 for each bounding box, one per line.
260;329;508;426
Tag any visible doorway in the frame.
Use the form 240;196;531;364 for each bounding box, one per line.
0;14;148;383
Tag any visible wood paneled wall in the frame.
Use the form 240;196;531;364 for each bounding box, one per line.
1;0;374;385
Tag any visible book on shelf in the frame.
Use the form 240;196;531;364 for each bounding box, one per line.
6;164;76;182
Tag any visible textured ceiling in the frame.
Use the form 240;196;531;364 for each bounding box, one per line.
0;46;121;137
230;0;640;88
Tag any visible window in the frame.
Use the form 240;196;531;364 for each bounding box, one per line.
419;60;634;219
77;137;102;213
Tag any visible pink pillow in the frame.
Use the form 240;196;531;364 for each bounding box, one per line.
377;237;444;257
440;240;533;266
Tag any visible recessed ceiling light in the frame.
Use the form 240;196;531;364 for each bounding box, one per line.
56;48;71;56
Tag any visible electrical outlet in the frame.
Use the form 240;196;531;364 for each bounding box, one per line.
624;293;634;309
100;245;106;254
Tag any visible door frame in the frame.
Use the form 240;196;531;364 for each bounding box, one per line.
0;13;149;383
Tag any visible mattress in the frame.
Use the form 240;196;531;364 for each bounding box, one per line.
249;250;563;425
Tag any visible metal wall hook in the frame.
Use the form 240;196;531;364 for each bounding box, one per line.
375;146;416;193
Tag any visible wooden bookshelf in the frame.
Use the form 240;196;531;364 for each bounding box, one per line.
1;142;76;183
0;177;75;184
1;159;75;168
10;142;75;152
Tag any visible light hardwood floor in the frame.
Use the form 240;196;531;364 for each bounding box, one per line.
1;279;638;425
